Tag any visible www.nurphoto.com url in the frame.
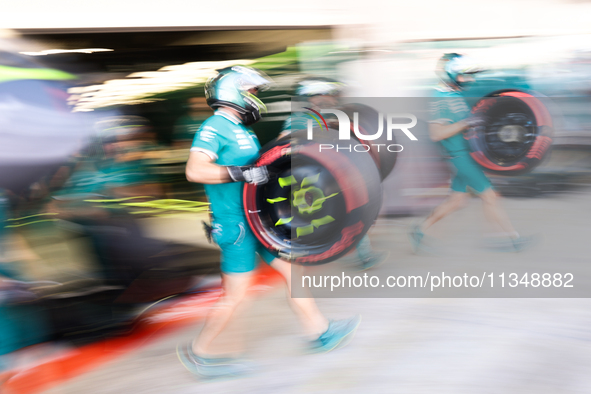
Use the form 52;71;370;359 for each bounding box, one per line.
302;272;574;292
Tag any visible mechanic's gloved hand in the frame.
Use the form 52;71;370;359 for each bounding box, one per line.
227;165;271;185
465;115;486;128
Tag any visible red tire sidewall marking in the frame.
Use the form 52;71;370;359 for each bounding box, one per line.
243;143;290;251
243;183;275;250
294;221;364;264
499;91;552;128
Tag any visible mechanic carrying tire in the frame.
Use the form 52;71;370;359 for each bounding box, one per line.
408;53;537;253
181;65;362;379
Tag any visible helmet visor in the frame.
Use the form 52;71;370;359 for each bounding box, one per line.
231;66;273;92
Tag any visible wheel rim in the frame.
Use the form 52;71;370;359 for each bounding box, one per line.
483;101;537;166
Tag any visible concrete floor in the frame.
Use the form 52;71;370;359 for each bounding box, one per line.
41;190;591;394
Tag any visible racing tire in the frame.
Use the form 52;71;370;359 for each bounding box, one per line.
467;90;553;176
244;129;382;265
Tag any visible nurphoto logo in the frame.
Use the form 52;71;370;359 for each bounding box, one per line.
304;107;418;152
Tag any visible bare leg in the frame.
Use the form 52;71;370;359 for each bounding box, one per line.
193;272;253;356
421;192;469;232
270;258;329;338
479;189;518;237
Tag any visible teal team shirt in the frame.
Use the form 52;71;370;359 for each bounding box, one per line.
429;86;472;155
430;86;492;194
191;111;261;219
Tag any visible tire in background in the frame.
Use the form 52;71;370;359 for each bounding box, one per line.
467;90;553;176
340;103;398;180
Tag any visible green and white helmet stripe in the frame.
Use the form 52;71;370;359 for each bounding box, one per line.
242;91;267;114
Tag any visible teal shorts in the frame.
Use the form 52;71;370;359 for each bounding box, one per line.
212;217;277;274
448;154;493;195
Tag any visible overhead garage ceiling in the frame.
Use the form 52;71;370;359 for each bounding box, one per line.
13;27;333;74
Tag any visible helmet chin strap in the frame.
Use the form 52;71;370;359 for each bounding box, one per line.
240;109;262;126
217;106;243;122
216;104;261;126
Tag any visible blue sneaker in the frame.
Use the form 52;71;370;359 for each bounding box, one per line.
408;225;425;254
176;343;254;380
483;235;537;253
511;235;537;252
309;316;361;354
